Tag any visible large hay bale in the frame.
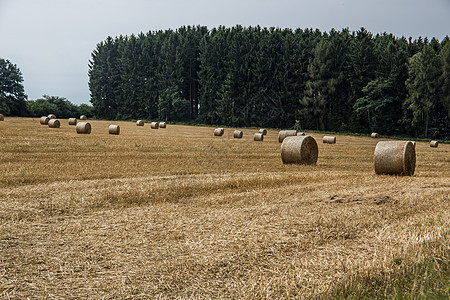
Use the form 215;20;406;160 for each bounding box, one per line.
48;119;60;128
214;128;224;136
76;122;91;134
108;125;120;135
0;114;4;121
159;122;167;128
278;130;297;143
254;133;264;141
136;120;144;126
281;135;318;165
233;130;243;138
297;132;306;136
374;141;415;176
371;132;379;138
259;128;267;135
430;141;438;148
323;136;336;144
48;114;56;119
151;122;159;129
40;116;50;125
68;118;77;125
80;115;87;120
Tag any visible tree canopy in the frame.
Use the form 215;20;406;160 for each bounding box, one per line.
0;58;27;116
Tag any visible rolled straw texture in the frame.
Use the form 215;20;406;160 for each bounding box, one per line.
281;135;318;165
159;122;167;128
214;128;224;136
48;119;60;128
278;130;297;143
374;141;415;176
259;129;267;135
80;115;87;120
136;120;144;126
430;141;438;148
68;118;77;125
150;122;159;129
0;114;3;121
109;125;120;135
76;122;91;134
233;130;243;138
48;114;56;119
40;116;50;125
254;133;264;141
323;136;336;144
371;133;379;138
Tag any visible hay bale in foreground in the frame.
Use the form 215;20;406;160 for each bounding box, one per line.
297;132;306;136
40;116;50;125
233;130;243;138
48;114;56;119
76;122;91;134
80;115;87;120
159;122;167;128
371;132;379;138
68;118;77;125
136;120;144;126
0;114;4;121
259;128;267;135
374;141;415;176
48;119;60;128
323;136;336;144
150;122;159;129
214;128;224;136
430;141;438;148
254;133;264;141
281;135;318;165
108;125;120;135
278;130;297;143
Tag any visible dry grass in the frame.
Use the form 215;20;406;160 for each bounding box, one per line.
0;117;449;299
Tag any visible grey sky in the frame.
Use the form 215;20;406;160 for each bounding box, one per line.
1;0;449;105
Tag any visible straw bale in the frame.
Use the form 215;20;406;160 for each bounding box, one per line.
297;132;306;136
430;141;438;148
151;122;159;129
48;114;56;119
374;141;415;176
371;133;379;138
281;135;318;165
233;130;243;138
214;128;224;136
159;122;167;128
48;119;60;128
68;118;77;125
278;130;297;143
80;115;87;120
323;136;336;144
0;114;3;121
254;133;264;141
259;129;267;135
109;125;120;135
76;122;91;134
40;116;50;125
136;120;144;126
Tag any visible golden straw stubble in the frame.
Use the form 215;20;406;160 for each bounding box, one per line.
281;135;318;165
374;141;415;176
76;122;91;134
108;125;120;135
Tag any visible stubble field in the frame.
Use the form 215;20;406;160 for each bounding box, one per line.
0;117;449;299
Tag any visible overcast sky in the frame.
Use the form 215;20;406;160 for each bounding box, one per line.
1;0;449;105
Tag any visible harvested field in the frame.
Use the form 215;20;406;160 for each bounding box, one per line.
0;118;449;299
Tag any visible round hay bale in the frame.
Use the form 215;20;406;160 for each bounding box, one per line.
371;132;379;138
214;128;224;136
68;118;77;125
48;114;56;119
80;115;87;120
323;136;336;144
374;141;415;176
281;135;318;165
411;141;416;147
40;116;50;125
233;130;243;138
150;122;159;129
430;141;438;148
136;120;144;126
76;122;91;134
108;125;120;135
0;114;4;121
159;122;167;128
259;128;267;135
278;130;297;143
48;119;60;128
297;132;306;136
254;133;264;141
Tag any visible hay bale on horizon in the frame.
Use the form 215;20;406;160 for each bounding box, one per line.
48;114;56;119
48;119;60;128
278;130;297;143
151;122;159;129
76;122;91;134
40;116;50;125
323;136;336;144
281;135;318;165
159;122;167;128
254;133;264;141
371;132;379;138
233;130;243;138
214;128;224;136
136;120;144;126
80;115;87;120
297;132;306;136
68;118;77;125
374;141;415;176
259;128;267;135
0;114;4;121
430;141;438;148
108;125;120;135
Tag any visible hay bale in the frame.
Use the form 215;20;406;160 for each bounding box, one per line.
374;141;415;176
76;122;91;134
150;122;159;129
371;132;379;138
40;116;50;125
214;128;224;136
259;128;267;135
136;120;144;126
278;130;297;143
411;141;416;147
254;133;264;141
48;114;56;119
80;115;87;120
430;141;438;148
68;118;77;125
281;135;318;165
233;130;243;138
323;136;336;144
48;119;60;128
297;132;306;136
0;114;4;121
159;122;167;128
108;125;120;135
